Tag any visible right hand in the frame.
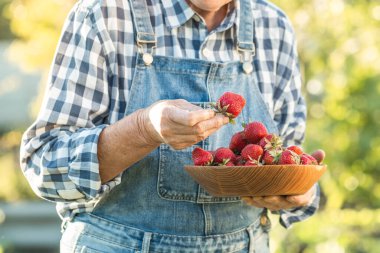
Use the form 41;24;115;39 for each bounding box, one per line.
140;99;229;150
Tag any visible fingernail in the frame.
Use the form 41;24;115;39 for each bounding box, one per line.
252;197;262;201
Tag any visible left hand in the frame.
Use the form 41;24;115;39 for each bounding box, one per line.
241;186;316;212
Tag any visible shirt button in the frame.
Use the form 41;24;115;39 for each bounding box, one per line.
193;14;201;22
202;48;211;59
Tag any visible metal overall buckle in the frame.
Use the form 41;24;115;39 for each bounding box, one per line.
237;42;256;74
137;32;157;66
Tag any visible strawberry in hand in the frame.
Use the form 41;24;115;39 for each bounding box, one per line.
212;92;246;124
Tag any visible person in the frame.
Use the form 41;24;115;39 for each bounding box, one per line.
20;0;320;252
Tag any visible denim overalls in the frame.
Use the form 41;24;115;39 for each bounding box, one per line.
60;0;279;252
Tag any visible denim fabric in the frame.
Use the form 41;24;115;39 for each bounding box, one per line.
61;0;277;252
61;213;270;253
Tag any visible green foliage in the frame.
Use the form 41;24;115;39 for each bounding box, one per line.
3;0;75;71
0;0;75;201
270;0;380;252
0;131;37;201
0;0;12;40
0;0;11;39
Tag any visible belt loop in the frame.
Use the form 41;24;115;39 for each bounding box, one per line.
141;232;152;253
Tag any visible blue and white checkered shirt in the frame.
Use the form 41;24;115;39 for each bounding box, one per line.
20;0;319;228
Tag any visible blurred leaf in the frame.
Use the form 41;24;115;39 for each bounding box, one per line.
272;0;380;252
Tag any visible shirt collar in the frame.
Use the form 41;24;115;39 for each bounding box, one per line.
161;0;195;29
161;0;238;30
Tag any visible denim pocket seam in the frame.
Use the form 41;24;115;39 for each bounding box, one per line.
78;231;139;251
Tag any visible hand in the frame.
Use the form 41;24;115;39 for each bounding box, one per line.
241;186;316;212
140;99;229;149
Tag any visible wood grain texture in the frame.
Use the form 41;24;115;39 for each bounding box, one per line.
184;165;327;197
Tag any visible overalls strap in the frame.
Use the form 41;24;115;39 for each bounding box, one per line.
129;0;156;58
237;0;256;73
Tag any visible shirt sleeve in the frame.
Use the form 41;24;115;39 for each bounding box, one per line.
19;4;121;202
278;183;320;228
272;18;320;228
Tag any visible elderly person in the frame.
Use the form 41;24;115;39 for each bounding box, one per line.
20;0;319;252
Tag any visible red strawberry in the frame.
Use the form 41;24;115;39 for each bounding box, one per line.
258;134;282;151
243;121;268;144
241;144;263;161
224;161;235;166
303;153;318;165
213;92;246;123
244;159;260;166
287;145;303;155
192;147;213;166
311;149;326;164
213;147;236;165
235;155;246;165
278;150;300;165
262;149;281;165
229;131;248;154
300;154;313;165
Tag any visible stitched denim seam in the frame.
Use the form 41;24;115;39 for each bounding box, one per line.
86;213;261;240
81;232;139;250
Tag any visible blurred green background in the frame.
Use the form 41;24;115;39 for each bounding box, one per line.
0;0;379;252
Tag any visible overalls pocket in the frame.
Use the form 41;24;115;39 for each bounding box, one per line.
157;143;201;201
157;101;241;203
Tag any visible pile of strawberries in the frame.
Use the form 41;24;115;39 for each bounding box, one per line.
192;92;325;167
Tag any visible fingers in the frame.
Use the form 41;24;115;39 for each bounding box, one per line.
147;99;230;149
160;114;229;149
166;114;229;135
286;185;316;206
242;195;307;211
286;195;310;206
167;107;216;126
172;99;206;112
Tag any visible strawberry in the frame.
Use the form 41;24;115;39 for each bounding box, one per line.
311;149;326;164
229;131;248;154
212;92;246;123
278;150;300;165
258;134;282;151
286;145;303;155
213;147;236;165
300;154;313;165
241;144;263;161
244;159;261;166
224;161;235;166
192;147;213;166
243;121;268;144
262;149;281;165
303;153;318;165
235;155;246;165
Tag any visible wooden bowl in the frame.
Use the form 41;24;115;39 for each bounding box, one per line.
184;165;327;197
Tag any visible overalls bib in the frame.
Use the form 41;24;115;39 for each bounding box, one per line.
61;0;279;252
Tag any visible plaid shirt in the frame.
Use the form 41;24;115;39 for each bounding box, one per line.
20;0;319;228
